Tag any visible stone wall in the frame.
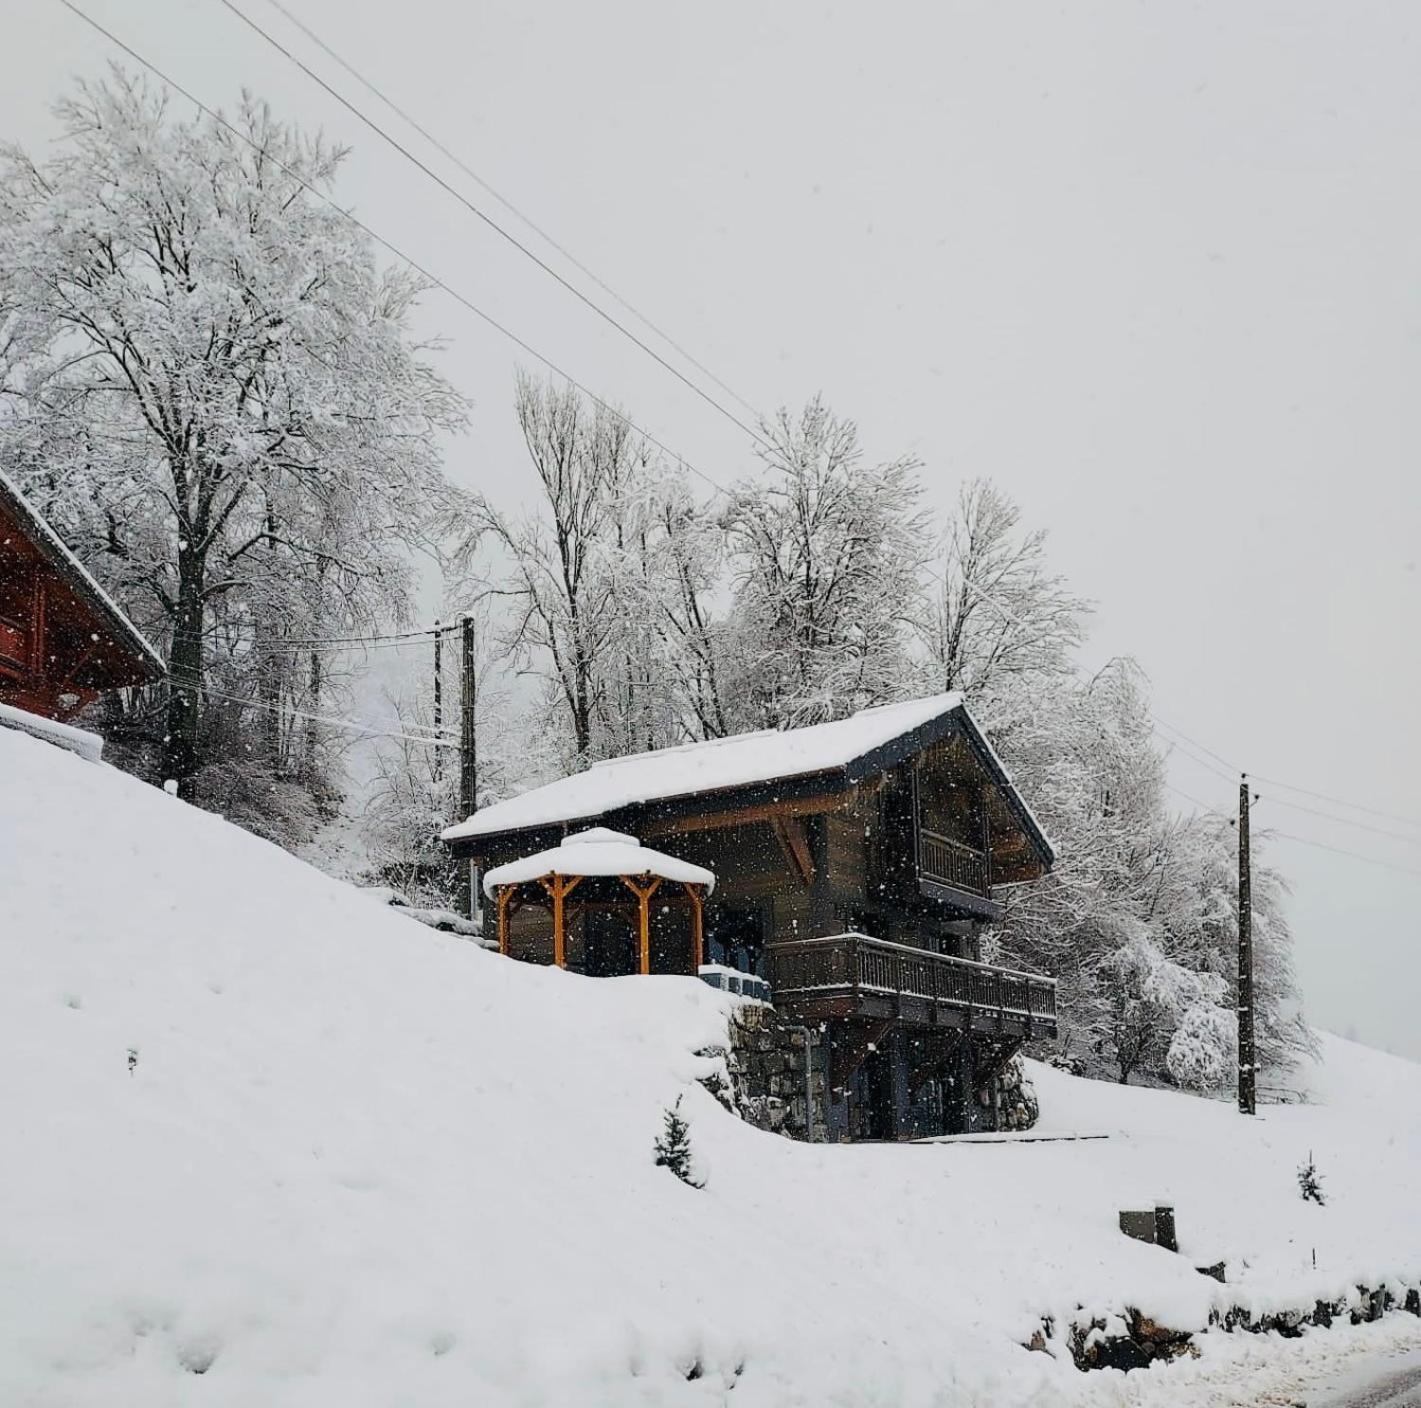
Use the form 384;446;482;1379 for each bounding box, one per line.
700;1003;828;1142
985;1055;1040;1132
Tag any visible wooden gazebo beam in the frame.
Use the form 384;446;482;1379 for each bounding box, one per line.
537;873;583;969
619;874;663;976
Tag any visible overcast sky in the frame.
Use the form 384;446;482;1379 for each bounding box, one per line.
7;0;1419;1059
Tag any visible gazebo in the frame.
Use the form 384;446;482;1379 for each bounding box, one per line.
482;828;716;977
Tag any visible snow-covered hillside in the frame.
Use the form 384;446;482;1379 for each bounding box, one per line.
2;725;1418;1407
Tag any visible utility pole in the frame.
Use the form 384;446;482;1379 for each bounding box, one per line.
432;620;442;781
457;614;478;918
1237;772;1255;1116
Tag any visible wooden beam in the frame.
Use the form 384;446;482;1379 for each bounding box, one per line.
620;874;663;975
830;1017;895;1091
495;886;514;957
28;578;46;679
641;791;850;838
684;882;705;970
538;873;584;969
770;815;815;886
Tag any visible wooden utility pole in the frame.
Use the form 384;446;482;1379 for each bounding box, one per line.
1237;773;1255;1116
431;621;442;781
457;615;478;917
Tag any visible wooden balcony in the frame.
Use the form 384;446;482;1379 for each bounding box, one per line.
918;828;989;896
769;931;1057;1038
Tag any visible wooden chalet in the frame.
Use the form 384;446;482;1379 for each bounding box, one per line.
0;469;164;721
443;694;1058;1142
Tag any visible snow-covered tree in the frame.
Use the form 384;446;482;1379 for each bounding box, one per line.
724;397;926;728
918;479;1089;700
463;371;645;766
0;71;465;802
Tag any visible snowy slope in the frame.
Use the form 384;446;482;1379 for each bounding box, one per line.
2;725;1418;1407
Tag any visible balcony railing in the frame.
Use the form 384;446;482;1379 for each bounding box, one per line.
918;828;990;897
770;931;1056;1031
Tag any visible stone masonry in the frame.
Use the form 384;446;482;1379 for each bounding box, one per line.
700;1002;828;1143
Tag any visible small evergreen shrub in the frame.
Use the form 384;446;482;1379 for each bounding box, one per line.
654;1095;704;1188
1297;1152;1326;1205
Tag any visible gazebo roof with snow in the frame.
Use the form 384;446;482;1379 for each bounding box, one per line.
482;827;716;976
482;827;715;897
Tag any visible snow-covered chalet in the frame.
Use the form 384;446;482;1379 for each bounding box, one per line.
443;694;1058;1142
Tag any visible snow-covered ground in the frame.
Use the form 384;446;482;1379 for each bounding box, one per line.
2;723;1418;1407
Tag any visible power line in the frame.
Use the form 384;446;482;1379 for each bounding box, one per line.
172;679;458;747
257;0;761;425
1149;713;1238;775
1163;780;1226;814
1267;829;1421;882
215;0;770;453
54;0;739;508
173;626;446;649
1256;792;1421;850
1251;772;1421;832
1149;725;1237;784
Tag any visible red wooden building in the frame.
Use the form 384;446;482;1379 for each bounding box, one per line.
0;469;164;722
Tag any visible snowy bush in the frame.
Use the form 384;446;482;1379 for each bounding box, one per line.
1298;1153;1326;1205
1167;1002;1237;1093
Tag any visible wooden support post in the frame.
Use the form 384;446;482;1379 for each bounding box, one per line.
432;620;442;781
538;873;583;969
620;875;662;975
684;883;705;971
457;616;477;918
496;885;513;957
1238;774;1256;1117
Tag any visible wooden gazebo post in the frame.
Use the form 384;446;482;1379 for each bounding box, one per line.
620;874;663;976
495;885;516;957
538;873;583;969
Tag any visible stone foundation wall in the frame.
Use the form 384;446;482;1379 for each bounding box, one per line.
700;1003;828;1142
986;1055;1040;1132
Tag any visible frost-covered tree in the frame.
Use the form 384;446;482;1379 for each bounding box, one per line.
465;371;644;766
0;71;465;800
725;397;926;728
918;479;1089;700
603;461;732;746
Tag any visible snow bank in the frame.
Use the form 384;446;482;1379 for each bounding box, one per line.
1;725;1417;1406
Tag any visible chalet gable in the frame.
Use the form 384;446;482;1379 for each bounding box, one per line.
0;468;164;721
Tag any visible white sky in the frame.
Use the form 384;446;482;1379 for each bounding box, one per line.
7;0;1419;1058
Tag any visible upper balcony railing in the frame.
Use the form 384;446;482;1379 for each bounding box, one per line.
918;827;990;897
769;931;1057;1031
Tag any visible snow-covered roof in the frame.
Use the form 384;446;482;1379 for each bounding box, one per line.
445;693;1053;866
448;694;965;843
0;701;105;763
482;827;716;897
0;466;165;678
